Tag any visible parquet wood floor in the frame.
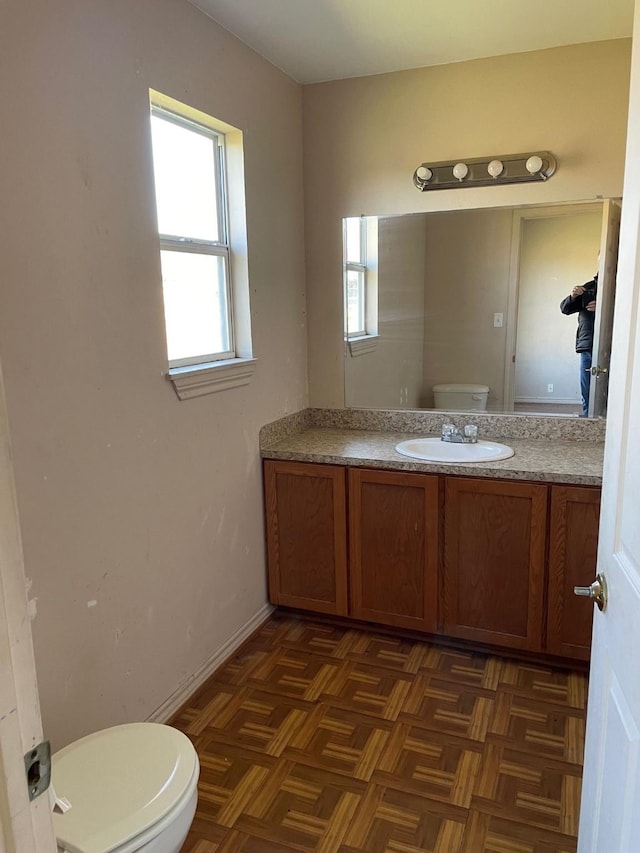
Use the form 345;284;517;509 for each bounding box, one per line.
173;615;587;853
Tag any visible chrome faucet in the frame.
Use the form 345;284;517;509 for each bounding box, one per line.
441;423;478;444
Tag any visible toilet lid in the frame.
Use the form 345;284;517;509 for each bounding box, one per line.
52;723;198;853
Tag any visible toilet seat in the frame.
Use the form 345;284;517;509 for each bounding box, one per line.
52;723;199;853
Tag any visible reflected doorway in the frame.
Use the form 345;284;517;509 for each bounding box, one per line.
506;201;620;418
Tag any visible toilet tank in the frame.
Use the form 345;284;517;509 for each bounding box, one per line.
432;383;489;411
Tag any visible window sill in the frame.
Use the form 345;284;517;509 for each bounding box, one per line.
167;357;257;400
347;335;379;357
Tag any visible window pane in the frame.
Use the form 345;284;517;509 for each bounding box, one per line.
345;218;362;263
160;251;230;362
151;115;219;241
345;269;365;335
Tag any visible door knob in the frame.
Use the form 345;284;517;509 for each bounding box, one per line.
574;573;607;612
590;365;608;377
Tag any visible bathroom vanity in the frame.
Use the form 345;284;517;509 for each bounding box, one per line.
261;410;604;665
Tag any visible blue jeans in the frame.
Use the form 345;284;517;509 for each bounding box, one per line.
580;350;592;417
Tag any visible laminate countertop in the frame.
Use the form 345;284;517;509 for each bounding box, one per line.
260;427;604;486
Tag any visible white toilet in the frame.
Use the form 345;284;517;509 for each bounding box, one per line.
432;383;490;411
51;722;199;853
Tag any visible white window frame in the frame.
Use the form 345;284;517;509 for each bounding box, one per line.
152;107;235;368
343;217;379;357
344;217;367;339
149;91;256;400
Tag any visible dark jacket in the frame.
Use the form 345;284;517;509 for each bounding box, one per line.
560;275;597;353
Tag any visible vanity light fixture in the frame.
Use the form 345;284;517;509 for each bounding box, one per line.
525;154;552;179
415;165;433;183
452;162;469;181
413;151;557;191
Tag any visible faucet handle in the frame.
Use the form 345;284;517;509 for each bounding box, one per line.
442;423;456;437
463;424;478;440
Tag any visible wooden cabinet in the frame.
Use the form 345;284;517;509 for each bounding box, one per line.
546;485;600;660
441;477;548;651
348;468;439;632
264;460;348;615
263;459;600;662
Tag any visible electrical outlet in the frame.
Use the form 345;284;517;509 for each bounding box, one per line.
547;384;554;393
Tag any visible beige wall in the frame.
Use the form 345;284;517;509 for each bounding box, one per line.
422;209;514;410
345;215;426;408
303;40;632;407
0;0;307;749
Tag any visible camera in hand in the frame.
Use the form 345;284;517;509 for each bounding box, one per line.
582;278;597;308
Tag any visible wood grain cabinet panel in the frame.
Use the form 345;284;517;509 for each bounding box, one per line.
546;485;600;660
264;460;348;615
442;477;547;651
348;468;439;632
263;458;600;664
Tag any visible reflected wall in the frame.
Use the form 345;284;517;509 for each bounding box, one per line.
344;205;604;415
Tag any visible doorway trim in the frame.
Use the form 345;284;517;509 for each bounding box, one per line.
0;360;56;852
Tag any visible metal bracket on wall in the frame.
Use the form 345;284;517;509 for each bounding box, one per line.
413;151;557;191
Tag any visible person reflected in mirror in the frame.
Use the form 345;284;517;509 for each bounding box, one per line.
560;272;597;417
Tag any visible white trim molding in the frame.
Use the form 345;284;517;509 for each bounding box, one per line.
347;335;379;357
167;357;257;400
515;395;580;405
0;362;57;852
147;603;274;723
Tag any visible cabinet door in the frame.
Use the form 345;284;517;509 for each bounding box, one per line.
442;477;547;651
349;468;439;632
546;485;600;660
264;460;348;615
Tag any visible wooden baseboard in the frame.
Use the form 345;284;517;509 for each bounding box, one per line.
147;603;275;725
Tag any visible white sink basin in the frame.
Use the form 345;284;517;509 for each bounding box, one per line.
395;437;514;463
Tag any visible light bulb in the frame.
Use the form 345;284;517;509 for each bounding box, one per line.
416;166;433;182
487;159;504;178
452;162;469;181
526;155;544;175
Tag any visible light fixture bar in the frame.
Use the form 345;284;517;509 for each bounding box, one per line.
413;151;557;191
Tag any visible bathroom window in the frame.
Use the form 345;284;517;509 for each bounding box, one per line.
343;216;379;356
149;91;255;399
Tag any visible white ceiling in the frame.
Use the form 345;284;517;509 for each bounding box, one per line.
189;0;634;84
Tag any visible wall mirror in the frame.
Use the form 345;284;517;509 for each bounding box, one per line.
343;199;620;419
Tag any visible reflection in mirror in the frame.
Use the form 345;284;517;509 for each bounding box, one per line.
343;201;619;418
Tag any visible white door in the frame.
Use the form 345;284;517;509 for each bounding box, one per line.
0;359;55;850
588;199;622;417
578;7;640;849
